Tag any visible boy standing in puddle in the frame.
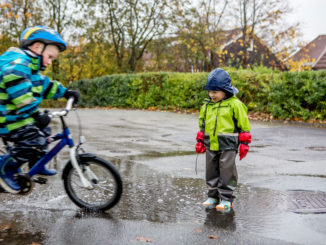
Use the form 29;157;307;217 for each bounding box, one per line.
196;68;251;211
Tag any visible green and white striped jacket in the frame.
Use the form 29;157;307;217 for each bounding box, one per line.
0;47;67;135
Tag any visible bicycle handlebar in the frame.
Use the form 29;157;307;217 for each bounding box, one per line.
50;98;75;118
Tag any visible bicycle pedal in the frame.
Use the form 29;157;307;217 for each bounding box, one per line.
33;177;48;184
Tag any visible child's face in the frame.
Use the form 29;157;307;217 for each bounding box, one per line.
42;45;60;68
208;90;226;102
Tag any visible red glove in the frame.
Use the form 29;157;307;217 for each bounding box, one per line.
196;131;206;153
239;144;249;160
239;132;251;160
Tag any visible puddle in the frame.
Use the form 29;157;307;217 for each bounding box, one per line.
109;150;132;154
0;156;288;222
287;160;305;163
161;134;172;137
280;173;326;178
0;231;44;245
1;153;326;244
0;210;75;245
251;145;271;148
0;158;288;226
306;146;326;151
130;150;196;159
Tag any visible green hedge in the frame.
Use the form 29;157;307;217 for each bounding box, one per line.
268;71;326;120
67;68;326;121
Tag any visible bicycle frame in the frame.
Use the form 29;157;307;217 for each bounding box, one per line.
1;98;123;210
26;99;93;188
27;122;74;177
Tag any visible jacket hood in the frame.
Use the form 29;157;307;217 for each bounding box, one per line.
0;47;24;65
0;47;41;71
204;68;238;94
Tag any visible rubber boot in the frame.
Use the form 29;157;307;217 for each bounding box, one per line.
37;166;57;176
216;199;233;212
0;154;21;193
28;161;57;176
202;197;218;208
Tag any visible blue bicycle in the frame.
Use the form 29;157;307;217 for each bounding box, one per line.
0;98;123;211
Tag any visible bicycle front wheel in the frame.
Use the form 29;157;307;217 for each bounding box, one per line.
63;154;122;211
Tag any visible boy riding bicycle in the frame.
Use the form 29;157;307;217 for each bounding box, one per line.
0;26;80;194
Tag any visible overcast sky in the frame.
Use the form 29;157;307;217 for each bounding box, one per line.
287;0;326;42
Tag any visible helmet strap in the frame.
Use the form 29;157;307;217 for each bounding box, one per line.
38;44;47;71
25;46;46;71
41;44;47;53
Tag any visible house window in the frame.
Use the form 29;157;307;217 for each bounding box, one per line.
247;39;254;52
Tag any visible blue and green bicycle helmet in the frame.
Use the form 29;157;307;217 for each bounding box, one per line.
20;26;67;52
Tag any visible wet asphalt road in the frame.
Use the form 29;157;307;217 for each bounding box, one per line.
0;109;326;245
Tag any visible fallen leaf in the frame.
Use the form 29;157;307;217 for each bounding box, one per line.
0;223;11;232
136;236;154;243
209;235;219;240
194;229;202;233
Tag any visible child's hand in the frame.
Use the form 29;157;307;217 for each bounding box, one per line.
239;143;249;160
64;90;80;104
239;132;251;160
196;131;206;153
32;111;51;129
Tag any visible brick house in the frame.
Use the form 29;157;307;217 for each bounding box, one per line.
288;35;326;70
214;29;287;71
142;29;287;71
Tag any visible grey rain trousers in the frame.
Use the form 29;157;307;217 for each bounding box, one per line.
205;149;238;202
5;124;50;168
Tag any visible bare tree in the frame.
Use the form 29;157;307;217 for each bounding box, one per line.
92;0;174;72
231;0;301;66
176;0;230;71
40;0;78;80
0;0;43;40
42;0;72;35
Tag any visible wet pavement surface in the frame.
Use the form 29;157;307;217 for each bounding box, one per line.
1;109;326;245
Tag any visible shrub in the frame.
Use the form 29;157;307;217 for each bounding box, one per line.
64;69;325;121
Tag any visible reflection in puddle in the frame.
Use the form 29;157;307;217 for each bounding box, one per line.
110;157;289;233
1;156;286;225
204;209;236;230
0;155;322;244
0;211;60;244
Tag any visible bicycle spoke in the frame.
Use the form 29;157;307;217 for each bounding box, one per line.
64;157;122;210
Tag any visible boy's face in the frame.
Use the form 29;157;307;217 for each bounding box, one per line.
41;45;60;68
208;90;226;102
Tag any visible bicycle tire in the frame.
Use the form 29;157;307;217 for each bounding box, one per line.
63;153;122;211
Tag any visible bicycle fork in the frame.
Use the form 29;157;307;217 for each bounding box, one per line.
70;146;94;189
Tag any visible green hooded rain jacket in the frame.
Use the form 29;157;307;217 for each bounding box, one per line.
199;96;250;151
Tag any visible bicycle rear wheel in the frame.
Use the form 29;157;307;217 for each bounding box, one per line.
63;154;122;211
